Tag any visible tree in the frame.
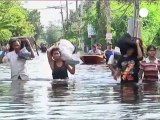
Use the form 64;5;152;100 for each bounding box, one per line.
45;22;62;44
28;10;43;41
0;1;34;42
64;0;160;48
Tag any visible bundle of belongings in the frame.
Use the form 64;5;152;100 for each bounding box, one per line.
113;46;121;60
10;36;35;60
57;39;79;65
107;46;121;69
18;46;31;60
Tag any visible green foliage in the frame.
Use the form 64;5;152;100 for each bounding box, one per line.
140;2;160;46
28;10;43;41
60;1;160;47
0;29;12;41
45;23;62;44
0;1;34;42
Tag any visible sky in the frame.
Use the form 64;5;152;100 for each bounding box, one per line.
22;0;80;27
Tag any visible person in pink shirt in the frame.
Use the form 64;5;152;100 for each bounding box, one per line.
139;45;160;82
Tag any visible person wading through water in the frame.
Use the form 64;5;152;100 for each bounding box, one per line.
2;38;35;80
47;44;75;88
114;34;143;84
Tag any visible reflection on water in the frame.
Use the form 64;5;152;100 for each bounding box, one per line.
120;83;143;104
0;53;160;119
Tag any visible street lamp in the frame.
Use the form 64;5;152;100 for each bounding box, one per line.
139;8;148;18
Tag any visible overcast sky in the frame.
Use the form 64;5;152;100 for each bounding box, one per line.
22;0;80;27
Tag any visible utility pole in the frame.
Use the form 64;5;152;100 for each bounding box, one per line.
104;0;112;44
133;0;139;38
79;0;85;51
60;6;65;37
66;0;69;21
65;0;69;37
76;0;78;11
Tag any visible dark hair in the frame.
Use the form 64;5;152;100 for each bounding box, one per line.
50;47;61;56
97;43;102;46
92;45;96;48
9;39;22;52
147;45;156;52
117;33;144;57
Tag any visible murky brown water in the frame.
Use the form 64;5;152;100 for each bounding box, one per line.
0;53;160;120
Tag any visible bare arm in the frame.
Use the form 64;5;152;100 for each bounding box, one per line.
136;40;143;60
107;55;116;74
139;61;144;80
26;39;35;58
67;64;75;74
47;45;55;70
113;68;121;80
139;69;144;80
108;64;116;75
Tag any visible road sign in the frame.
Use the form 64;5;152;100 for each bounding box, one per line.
87;24;96;38
106;33;112;39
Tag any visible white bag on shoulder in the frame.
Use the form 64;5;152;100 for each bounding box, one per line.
58;39;79;65
58;39;75;61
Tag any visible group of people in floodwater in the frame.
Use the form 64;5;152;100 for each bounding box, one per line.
87;33;160;84
0;33;160;89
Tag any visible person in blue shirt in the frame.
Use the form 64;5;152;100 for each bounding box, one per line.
104;42;114;64
0;44;9;63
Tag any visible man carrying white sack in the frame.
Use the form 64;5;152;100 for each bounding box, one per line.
51;39;79;65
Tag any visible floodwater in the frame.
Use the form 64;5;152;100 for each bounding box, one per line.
0;52;160;120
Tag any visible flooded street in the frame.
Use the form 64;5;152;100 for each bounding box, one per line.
0;53;160;120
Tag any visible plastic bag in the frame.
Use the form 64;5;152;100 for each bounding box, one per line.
58;39;75;61
18;47;31;60
58;39;79;65
113;47;121;60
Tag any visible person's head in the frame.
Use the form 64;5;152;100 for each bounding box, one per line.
50;47;61;60
97;43;102;50
126;48;135;56
147;45;157;58
107;42;112;50
9;39;21;52
125;43;137;57
92;45;97;51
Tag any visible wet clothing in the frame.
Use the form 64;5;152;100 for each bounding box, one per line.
117;56;140;83
2;50;29;80
105;50;113;64
140;57;160;82
108;52;121;68
52;61;68;79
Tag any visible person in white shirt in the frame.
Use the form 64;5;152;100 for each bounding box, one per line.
88;45;101;55
107;46;121;75
2;38;35;80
